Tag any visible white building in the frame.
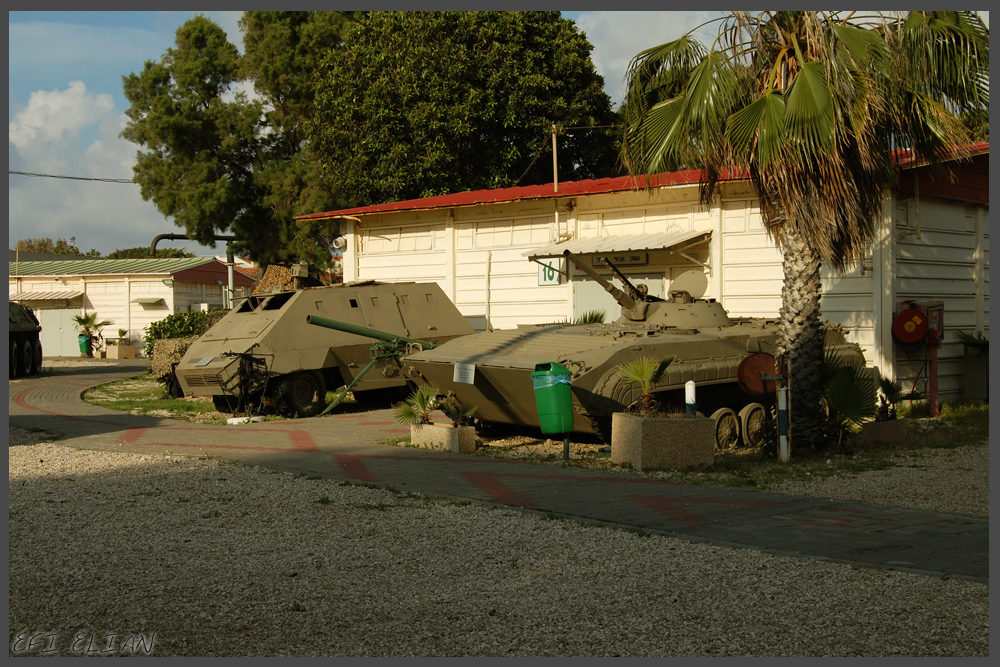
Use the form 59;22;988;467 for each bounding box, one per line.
298;144;988;402
9;257;255;357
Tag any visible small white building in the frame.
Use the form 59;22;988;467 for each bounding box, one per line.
9;257;255;357
298;144;988;401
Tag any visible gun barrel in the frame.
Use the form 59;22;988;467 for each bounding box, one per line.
305;315;437;349
562;250;636;311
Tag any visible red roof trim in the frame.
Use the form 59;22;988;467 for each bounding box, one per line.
297;143;987;220
297;167;750;220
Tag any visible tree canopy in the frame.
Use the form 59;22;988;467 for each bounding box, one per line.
15;237;101;256
121;13;355;267
105;246;195;259
621;11;988;448
309;11;622;205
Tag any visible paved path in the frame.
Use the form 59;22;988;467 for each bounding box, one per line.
9;363;988;582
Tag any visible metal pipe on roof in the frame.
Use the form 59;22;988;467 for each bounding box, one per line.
149;233;238;308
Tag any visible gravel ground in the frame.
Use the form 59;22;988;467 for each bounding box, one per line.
772;445;989;516
8;428;989;657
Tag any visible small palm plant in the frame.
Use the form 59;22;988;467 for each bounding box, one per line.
394;385;442;426
438;394;477;428
875;377;925;421
617;356;675;418
72;312;112;357
821;349;876;447
72;312;112;338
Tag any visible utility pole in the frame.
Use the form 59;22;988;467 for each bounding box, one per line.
551;123;558;193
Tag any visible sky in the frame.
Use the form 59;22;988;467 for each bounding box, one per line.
8;11;990;257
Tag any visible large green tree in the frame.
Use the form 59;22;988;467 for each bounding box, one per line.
309;11;621;205
622;11;988;449
121;13;354;267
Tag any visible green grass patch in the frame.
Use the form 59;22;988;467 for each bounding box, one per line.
83;373;228;423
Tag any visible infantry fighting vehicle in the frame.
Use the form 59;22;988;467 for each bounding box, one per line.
175;281;475;416
401;250;865;447
9;301;43;378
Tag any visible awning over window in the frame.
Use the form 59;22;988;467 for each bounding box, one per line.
9;290;84;301
524;229;712;261
131;297;165;305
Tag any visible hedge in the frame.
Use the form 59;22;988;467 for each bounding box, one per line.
143;309;228;358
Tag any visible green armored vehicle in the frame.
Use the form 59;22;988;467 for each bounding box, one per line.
402;250;865;447
175;281;475;417
9;301;43;378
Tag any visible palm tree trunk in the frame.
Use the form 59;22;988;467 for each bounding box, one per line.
777;226;826;450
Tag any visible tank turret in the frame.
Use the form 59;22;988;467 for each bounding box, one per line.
562;250;732;327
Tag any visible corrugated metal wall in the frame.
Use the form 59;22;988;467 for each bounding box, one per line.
889;196;989;399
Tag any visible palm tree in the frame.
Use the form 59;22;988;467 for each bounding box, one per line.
622;11;988;449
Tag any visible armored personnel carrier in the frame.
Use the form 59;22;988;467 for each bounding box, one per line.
9;301;43;378
175;281;475;417
402;250;865;447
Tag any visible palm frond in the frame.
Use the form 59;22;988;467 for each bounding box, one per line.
783;61;836;154
826;363;876;424
394;385;440;426
953;330;988;350
725;92;786;165
649;356;675;385
618;356;674;394
439;398;477;427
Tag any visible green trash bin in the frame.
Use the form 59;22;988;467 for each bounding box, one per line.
531;362;574;434
78;334;92;356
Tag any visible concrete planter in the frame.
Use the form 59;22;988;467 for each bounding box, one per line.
861;418;908;446
411;423;476;453
611;412;714;471
106;345;136;359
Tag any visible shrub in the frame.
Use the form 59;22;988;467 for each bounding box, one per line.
144;309;228;357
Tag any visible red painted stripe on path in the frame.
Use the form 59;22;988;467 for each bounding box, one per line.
136;441;316;453
11;387;70;416
333;455;379;483
119;428;149;445
630;494;783;528
461;472;538;509
288;430;321;453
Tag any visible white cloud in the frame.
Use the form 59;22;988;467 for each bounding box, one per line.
8;81;115;150
578;12;726;107
7;82;187;255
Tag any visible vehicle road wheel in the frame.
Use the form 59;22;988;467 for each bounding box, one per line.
31;338;43;375
710;408;740;450
739;403;766;448
10;340;20;378
21;341;35;378
276;371;327;418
